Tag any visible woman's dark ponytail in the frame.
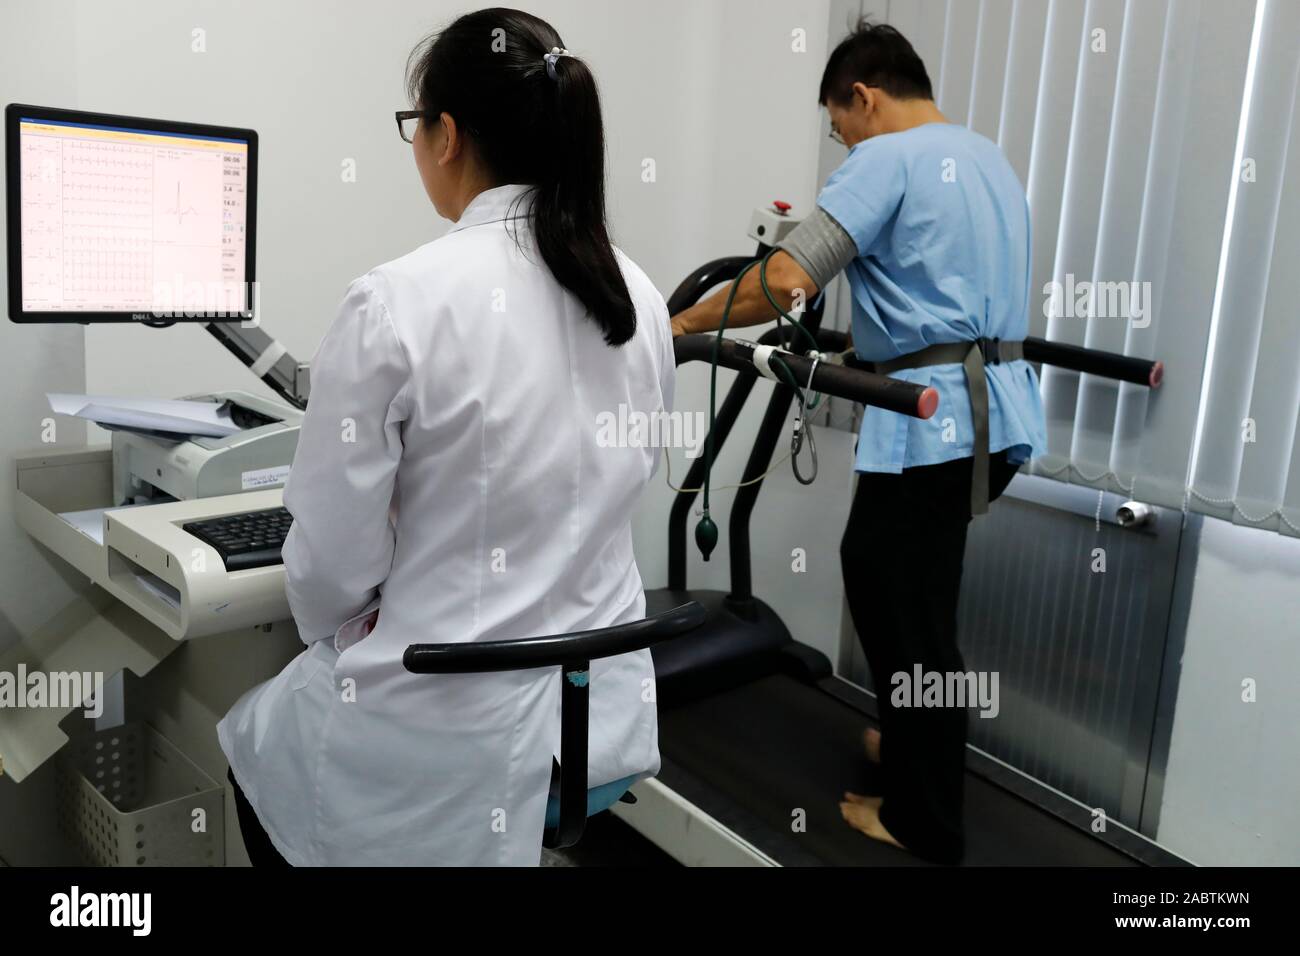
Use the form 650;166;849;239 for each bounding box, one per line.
407;8;636;346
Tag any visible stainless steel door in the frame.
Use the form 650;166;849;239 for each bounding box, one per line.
841;473;1190;835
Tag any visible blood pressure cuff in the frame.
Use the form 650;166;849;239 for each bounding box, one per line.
775;205;858;291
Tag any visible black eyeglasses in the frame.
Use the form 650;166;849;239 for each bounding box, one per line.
395;110;424;143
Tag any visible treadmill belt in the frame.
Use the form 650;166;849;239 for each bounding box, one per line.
658;674;1136;866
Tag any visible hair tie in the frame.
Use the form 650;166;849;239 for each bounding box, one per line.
543;46;572;80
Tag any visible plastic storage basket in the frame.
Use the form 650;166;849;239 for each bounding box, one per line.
56;722;224;866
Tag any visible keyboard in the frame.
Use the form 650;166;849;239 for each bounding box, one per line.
183;507;293;571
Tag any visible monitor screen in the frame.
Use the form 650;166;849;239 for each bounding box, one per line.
5;104;257;323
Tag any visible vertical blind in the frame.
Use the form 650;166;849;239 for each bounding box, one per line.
870;0;1297;532
1188;0;1300;535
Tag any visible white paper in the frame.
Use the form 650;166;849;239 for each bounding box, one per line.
133;572;181;610
58;504;150;545
47;393;242;439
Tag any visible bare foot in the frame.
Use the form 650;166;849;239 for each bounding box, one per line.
840;792;906;851
862;727;881;764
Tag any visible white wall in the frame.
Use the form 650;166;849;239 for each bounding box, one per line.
0;0;91;658
1157;519;1300;865
67;0;831;397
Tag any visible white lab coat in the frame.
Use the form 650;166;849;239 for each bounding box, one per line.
217;184;675;866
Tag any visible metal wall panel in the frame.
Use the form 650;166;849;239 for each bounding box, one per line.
844;474;1184;832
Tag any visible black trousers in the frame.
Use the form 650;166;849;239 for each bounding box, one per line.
227;768;291;868
839;451;1019;864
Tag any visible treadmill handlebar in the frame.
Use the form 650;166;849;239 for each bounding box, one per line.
666;255;760;316
1022;336;1163;388
837;335;1162;390
674;333;938;419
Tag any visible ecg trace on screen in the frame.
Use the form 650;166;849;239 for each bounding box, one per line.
18;118;249;314
166;181;200;225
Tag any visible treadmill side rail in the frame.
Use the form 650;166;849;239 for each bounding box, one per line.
611;778;779;867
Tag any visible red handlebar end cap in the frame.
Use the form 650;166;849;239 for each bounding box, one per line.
917;386;940;419
1149;360;1164;389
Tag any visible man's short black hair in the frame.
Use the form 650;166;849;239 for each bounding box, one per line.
818;18;933;106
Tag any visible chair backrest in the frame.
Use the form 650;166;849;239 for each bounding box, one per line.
403;601;706;849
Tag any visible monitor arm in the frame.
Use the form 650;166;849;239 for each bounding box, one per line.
205;321;310;410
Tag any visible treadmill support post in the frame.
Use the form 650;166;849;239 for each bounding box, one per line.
665;247;829;609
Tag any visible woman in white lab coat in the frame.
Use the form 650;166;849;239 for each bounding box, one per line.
217;8;675;866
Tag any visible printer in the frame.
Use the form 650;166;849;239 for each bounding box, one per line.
111;390;303;504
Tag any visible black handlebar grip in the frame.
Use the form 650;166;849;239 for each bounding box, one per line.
674;334;937;419
1024;336;1163;388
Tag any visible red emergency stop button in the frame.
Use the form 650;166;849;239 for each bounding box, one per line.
773;200;792;215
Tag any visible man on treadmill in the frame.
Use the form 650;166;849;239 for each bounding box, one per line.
669;19;1046;864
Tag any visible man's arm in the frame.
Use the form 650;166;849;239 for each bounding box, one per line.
670;251;816;336
670;206;859;337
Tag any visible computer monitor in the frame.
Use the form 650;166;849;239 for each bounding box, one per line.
5;104;257;323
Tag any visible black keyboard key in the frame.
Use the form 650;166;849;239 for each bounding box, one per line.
182;507;292;571
226;548;286;572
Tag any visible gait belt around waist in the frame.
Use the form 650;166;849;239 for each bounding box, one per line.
865;338;1025;516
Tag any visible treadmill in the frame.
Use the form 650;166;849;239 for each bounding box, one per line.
617;218;1186;867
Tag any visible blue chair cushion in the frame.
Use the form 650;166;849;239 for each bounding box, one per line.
544;774;640;831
